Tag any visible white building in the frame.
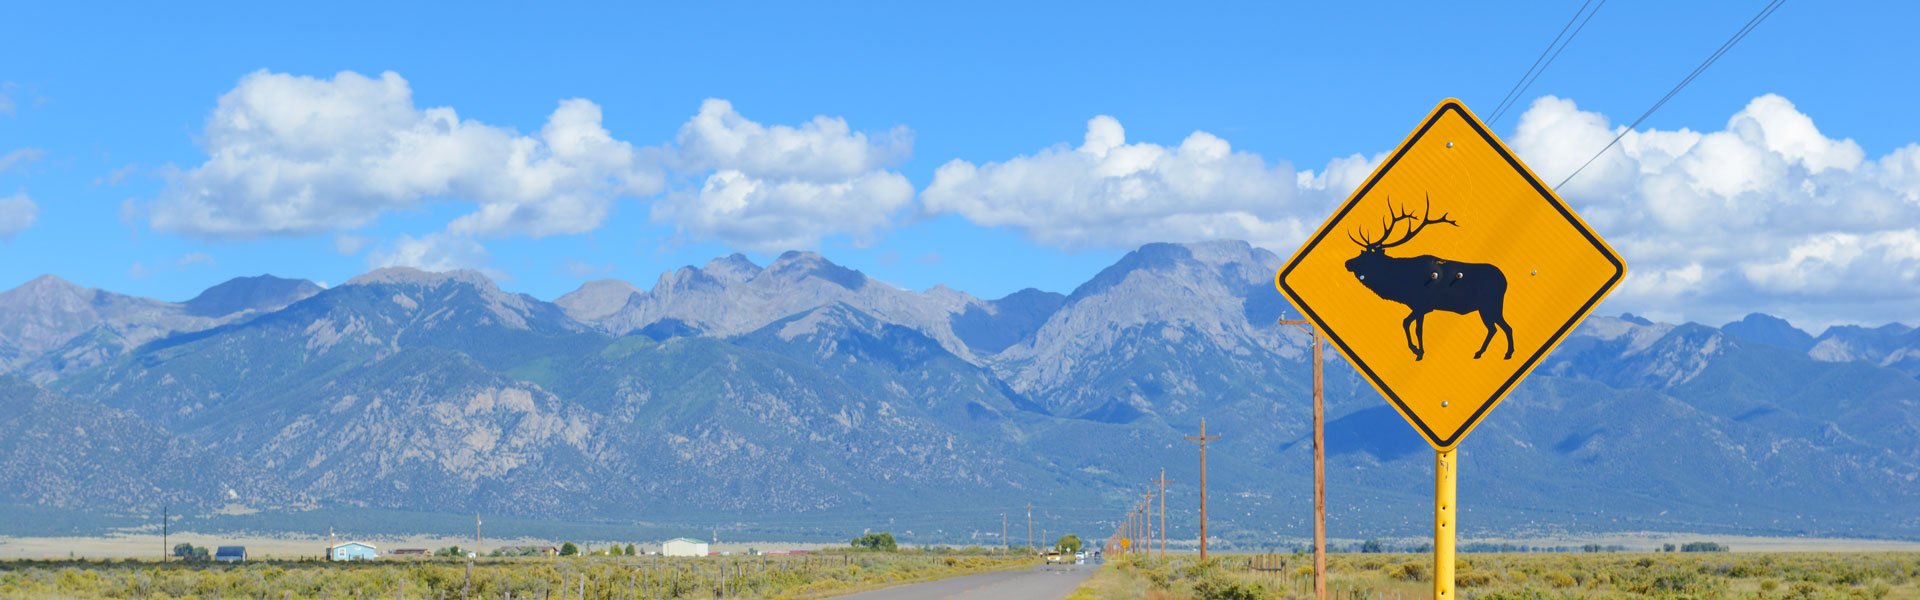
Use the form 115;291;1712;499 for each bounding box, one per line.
662;538;709;557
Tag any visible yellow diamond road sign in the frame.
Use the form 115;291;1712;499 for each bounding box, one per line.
1277;99;1625;450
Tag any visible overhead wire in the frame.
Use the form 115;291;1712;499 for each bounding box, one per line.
1488;0;1607;125
1554;0;1788;189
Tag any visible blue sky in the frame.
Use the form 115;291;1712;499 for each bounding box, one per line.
3;1;1917;329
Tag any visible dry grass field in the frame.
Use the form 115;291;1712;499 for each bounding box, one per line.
0;551;1030;599
1070;551;1920;599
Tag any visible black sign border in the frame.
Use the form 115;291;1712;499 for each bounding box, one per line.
1278;100;1626;449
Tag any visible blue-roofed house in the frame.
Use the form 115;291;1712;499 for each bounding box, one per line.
327;542;378;561
214;546;247;562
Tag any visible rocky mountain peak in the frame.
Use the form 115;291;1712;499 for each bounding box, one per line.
1721;313;1816;352
182;274;322;318
345;267;500;291
1183;239;1263;265
18;274;80;292
0;274;90;306
1067;241;1278;302
703;254;763;284
1808;322;1920;366
554;279;642;323
764;251;866;290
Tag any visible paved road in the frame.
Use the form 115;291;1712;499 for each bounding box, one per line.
827;563;1098;600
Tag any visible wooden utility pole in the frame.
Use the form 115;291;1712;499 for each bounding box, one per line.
1128;492;1144;557
1128;500;1144;553
1131;508;1141;553
1132;509;1142;554
1026;503;1033;557
1151;470;1174;557
1002;513;1008;554
1184;419;1221;560
1281;318;1328;599
160;504;168;561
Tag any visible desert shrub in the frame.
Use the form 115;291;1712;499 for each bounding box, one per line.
1787;580;1823;599
1190;573;1271;600
1392;561;1428;582
1457;570;1494;587
1471;588;1551;600
1638;567;1719;595
1542;570;1575;587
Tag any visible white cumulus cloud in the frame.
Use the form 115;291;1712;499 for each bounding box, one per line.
0;192;37;239
921;115;1355;251
148;70;663;240
1509;94;1920;327
652;99;914;253
366;233;497;277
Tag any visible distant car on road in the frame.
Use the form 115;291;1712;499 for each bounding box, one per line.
1074;551;1087;564
1045;551;1062;563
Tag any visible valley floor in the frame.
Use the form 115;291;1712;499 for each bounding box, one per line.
0;533;831;560
1070;551;1920;599
0;551;1030;599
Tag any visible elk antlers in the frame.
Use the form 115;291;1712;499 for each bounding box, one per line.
1348;194;1457;250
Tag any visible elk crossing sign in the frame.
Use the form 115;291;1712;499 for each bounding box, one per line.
1277;99;1625;450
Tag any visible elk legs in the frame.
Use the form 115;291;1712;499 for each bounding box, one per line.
1474;314;1514;359
1402;312;1426;360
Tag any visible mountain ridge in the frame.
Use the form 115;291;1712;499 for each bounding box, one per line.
2;242;1916;541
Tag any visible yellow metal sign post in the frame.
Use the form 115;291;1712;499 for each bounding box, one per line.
1277;99;1624;599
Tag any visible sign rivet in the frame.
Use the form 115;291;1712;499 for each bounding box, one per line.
1446;142;1454;148
1442;401;1449;407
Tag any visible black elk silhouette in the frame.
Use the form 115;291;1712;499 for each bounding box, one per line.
1344;195;1512;360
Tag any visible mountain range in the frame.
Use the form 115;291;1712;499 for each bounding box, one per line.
0;241;1915;543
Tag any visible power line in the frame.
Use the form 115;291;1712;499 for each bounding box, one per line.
1488;0;1605;125
1491;0;1608;125
1556;0;1788;189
